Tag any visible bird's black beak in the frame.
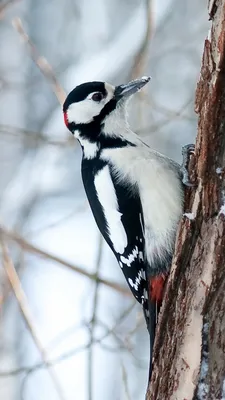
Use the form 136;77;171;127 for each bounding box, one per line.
114;76;151;100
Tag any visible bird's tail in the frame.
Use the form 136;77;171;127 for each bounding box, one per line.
143;298;157;381
143;274;167;381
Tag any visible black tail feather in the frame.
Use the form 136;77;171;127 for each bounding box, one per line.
143;299;157;382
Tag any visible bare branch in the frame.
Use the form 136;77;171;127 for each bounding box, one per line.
131;0;153;79
121;362;132;400
12;18;66;105
0;343;89;378
0;124;73;147
0;302;143;379
0;225;130;297
0;238;67;400
87;235;103;400
0;0;20;19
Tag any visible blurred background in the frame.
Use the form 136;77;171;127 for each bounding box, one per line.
0;1;209;399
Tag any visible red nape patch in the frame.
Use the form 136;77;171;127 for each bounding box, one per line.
149;274;167;303
64;111;69;127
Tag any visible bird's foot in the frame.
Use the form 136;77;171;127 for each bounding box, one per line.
180;144;195;187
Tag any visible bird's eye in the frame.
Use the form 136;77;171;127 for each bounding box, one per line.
92;92;104;102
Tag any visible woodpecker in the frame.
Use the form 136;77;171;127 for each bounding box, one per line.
63;77;193;378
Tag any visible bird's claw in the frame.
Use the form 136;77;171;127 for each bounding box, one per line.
182;144;195;156
180;144;195;187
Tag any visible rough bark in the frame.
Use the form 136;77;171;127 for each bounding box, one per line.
146;1;225;399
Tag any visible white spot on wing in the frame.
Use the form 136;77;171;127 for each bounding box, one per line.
94;166;128;254
128;269;145;291
141;269;146;280
120;246;138;266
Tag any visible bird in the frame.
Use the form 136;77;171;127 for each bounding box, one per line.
63;76;192;379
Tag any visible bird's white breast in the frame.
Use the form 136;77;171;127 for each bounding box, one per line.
101;145;183;266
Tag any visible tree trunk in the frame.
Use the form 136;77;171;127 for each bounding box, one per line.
146;1;225;399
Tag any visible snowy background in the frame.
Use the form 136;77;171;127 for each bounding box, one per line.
0;1;209;399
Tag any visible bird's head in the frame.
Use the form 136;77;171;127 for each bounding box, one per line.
63;77;150;139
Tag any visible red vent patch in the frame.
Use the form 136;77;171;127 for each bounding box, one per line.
149;274;167;303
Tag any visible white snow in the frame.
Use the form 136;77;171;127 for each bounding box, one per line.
219;205;225;216
183;212;195;220
141;76;151;81
207;27;212;42
196;322;209;399
216;167;223;175
219;190;225;216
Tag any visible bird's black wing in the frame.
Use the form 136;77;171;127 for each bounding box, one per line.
81;159;148;306
82;158;156;377
109;166;157;373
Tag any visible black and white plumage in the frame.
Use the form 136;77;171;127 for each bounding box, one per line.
63;77;184;377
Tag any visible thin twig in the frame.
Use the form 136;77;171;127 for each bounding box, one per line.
0;252;25;308
88;235;103;400
131;0;153;79
0;237;67;400
141;95;194;120
0;345;89;379
130;0;153;128
12;18;66;105
0;302;144;379
28;204;87;236
0;225;130;296
0;0;20;19
121;362;132;400
0;124;73;147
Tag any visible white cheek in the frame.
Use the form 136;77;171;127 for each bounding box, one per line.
67;85;115;125
67;100;101;124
